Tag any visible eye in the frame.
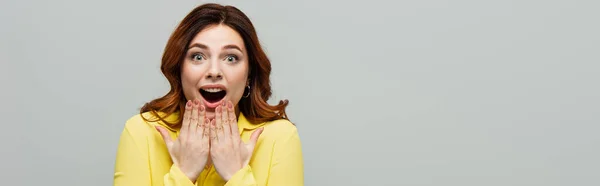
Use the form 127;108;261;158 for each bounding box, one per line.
191;53;205;61
225;55;238;63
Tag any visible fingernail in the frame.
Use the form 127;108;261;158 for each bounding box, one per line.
228;101;233;109
200;105;205;111
194;99;200;105
186;101;192;108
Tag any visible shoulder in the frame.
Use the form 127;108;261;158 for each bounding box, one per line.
121;113;149;139
259;119;300;142
121;111;172;140
256;119;303;156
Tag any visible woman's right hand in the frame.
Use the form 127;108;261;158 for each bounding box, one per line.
155;99;210;182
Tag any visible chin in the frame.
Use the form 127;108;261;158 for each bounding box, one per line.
204;112;216;120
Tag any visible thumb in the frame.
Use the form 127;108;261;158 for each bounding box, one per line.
155;126;173;147
248;127;264;148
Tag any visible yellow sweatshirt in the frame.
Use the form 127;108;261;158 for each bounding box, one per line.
113;111;304;186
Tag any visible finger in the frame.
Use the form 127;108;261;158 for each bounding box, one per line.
247;128;264;149
209;119;218;143
180;100;193;140
155;126;173;148
201;118;210;145
197;104;206;139
222;101;232;137
190;99;200;136
221;103;231;143
229;103;240;137
226;102;240;152
215;106;225;137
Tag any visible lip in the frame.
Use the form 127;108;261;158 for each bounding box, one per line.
199;84;227;109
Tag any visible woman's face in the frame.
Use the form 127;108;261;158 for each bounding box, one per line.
181;24;249;120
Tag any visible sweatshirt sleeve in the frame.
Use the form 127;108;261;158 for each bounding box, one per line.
113;124;196;186
224;127;304;186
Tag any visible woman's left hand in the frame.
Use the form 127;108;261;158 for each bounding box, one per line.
210;101;264;181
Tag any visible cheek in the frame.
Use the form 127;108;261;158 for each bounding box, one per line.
226;70;248;104
181;65;202;98
229;84;245;100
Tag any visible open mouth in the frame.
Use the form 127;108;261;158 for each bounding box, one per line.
200;88;226;104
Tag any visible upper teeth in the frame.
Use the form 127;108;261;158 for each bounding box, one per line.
203;88;223;93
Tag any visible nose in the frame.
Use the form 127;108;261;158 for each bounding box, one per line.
205;61;223;81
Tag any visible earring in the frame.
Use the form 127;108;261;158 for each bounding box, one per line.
243;85;251;98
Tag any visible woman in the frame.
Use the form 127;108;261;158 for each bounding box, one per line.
113;3;304;186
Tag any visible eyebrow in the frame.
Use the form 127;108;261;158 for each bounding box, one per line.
188;43;243;53
188;43;209;50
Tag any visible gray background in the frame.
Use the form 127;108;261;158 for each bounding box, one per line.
1;0;599;185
